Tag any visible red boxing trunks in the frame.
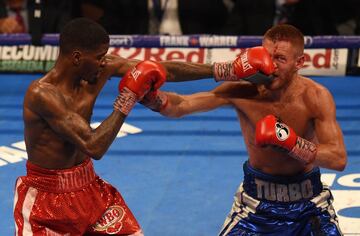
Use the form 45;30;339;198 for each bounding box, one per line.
13;158;143;236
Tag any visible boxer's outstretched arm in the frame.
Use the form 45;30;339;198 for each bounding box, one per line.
160;61;213;82
27;82;126;160
158;82;257;117
309;86;347;171
105;46;274;83
104;55;212;82
163;46;275;83
160;90;229;118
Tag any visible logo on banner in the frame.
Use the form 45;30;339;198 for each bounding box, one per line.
301;49;348;76
199;36;237;47
110;36;134;47
160;36;189;47
304;36;314;47
0;45;58;72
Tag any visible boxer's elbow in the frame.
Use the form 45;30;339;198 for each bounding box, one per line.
76;137;100;160
333;160;346;172
337;161;346;172
329;148;347;171
82;142;106;160
90;151;105;160
89;145;107;160
317;145;347;171
88;152;105;160
335;150;347;171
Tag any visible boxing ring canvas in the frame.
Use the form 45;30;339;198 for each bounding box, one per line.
0;74;359;235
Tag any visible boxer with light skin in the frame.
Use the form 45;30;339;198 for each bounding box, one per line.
141;24;347;235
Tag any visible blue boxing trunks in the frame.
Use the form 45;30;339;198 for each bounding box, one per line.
219;161;342;236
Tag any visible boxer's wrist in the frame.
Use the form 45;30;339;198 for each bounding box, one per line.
113;87;137;116
213;61;237;82
289;137;317;164
140;90;168;112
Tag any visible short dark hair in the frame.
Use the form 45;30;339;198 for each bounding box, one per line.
59;18;109;54
264;24;304;55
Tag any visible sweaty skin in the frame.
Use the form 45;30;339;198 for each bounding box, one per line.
23;50;213;170
160;39;347;175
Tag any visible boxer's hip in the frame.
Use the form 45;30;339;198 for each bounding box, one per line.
242;161;323;202
219;162;341;236
23;157;97;192
15;158;143;235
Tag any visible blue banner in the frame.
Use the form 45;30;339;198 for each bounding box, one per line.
1;34;360;48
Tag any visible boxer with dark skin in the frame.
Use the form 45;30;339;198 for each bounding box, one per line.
15;18;217;236
23;40;212;170
142;24;347;235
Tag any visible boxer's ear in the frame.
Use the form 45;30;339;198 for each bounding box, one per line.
295;55;305;71
72;51;81;66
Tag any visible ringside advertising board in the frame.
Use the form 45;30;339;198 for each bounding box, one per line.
0;45;348;76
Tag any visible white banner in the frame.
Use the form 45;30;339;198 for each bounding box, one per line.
109;47;348;76
301;49;348;76
0;45;349;76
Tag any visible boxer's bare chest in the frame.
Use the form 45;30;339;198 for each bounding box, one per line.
231;91;315;175
62;89;96;122
232;89;313;138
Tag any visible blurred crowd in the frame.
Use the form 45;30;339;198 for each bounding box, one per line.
0;0;359;36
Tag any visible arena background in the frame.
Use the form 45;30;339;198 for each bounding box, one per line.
0;34;360;235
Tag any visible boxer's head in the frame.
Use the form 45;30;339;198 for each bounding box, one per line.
262;24;305;90
59;18;109;84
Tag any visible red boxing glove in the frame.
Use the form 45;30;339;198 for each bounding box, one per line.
255;115;317;164
114;60;166;115
213;46;275;84
140;89;168;112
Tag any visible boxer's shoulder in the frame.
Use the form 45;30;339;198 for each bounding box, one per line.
27;81;62;104
213;81;258;99
300;76;329;93
301;78;335;116
24;80;71;123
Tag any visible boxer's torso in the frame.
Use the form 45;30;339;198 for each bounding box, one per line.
229;76;320;175
23;69;108;169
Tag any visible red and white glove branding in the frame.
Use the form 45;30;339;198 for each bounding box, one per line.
113;87;137;115
213;61;237;82
213;47;274;82
289;137;317;164
130;67;141;81
273;120;317;164
116;60;167;116
275;121;291;141
255;115;317;164
235;49;254;73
